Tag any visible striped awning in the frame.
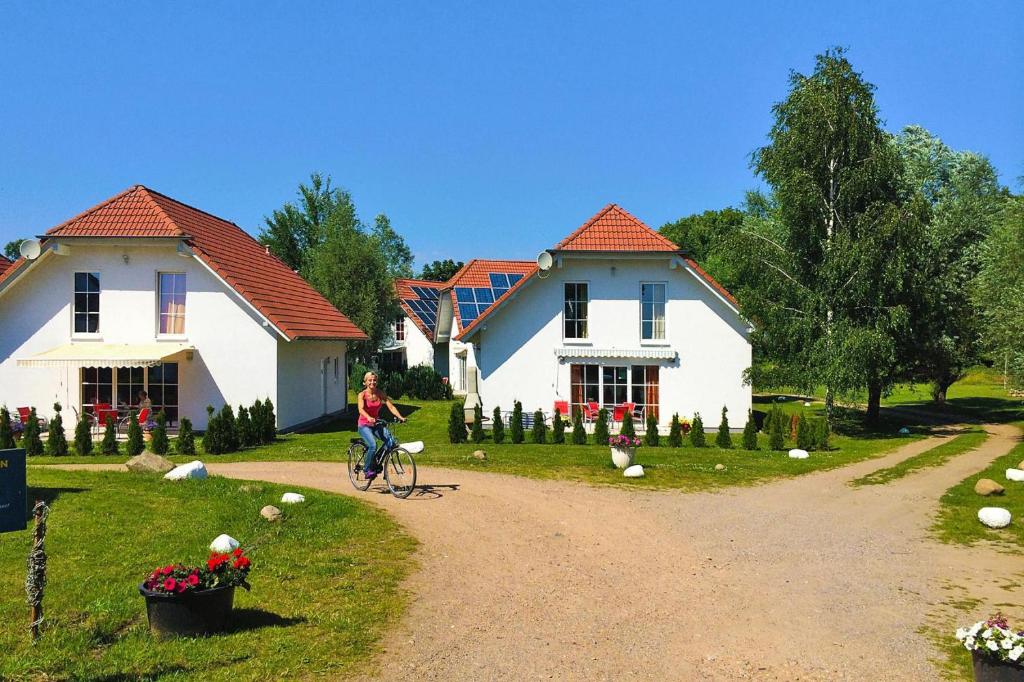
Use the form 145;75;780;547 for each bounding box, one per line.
17;343;193;369
555;347;677;361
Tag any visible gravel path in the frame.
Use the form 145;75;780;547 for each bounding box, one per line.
54;423;1023;680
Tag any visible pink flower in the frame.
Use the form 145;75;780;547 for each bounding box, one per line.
163;577;176;592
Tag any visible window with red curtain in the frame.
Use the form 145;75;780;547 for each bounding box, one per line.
570;364;599;416
158;273;186;335
630;365;660;420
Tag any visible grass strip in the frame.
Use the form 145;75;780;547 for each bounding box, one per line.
851;429;988;487
0;468;416;681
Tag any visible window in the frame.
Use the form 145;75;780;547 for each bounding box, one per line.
569;364;599;416
148;362;179;424
631;366;660;421
458;356;467;391
395;316;405;341
74;272;100;333
158;273;186;335
564;282;589;339
641;283;666;341
602;366;628;406
116;367;146;407
333;357;339;382
81;367;112;414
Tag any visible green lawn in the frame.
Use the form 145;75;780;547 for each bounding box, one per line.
932;421;1024;551
1;468;416;681
850;429;989;487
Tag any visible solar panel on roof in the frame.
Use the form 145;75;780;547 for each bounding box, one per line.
488;273;509;288
455;287;475;303
507;274;523;286
493;287;508;299
458;303;478;323
412;286;439;300
474;288;494;304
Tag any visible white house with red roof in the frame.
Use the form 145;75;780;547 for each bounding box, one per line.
392;204;752;427
0;186;367;431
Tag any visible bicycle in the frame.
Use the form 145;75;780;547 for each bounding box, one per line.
347;419;421;499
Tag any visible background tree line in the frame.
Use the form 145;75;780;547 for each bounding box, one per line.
659;48;1021;423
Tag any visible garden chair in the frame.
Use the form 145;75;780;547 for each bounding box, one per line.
553;401;570;419
71;406;97;433
119;407;150;434
611;404;628;428
96;403;118;434
17;406;46;430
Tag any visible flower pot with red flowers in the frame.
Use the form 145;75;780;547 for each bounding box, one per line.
139;549;252;638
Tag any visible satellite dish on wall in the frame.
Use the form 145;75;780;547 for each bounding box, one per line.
19;238;41;260
537;251;553;270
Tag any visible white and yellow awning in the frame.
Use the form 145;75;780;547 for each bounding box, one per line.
554;347;678;361
18;343;193;369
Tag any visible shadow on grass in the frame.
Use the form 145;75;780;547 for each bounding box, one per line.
302;404;423;435
226;608;307;633
88;666;190;682
25;486;89;520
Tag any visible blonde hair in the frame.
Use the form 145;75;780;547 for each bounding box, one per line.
362;371;378;387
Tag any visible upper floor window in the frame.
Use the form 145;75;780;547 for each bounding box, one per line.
74;272;100;333
395;316;405;341
641;282;666;340
158;273;186;335
564;282;589;339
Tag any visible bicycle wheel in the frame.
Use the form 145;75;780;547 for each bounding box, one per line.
384;448;417;499
347;441;372;491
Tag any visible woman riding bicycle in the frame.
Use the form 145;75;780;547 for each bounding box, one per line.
357;371;406;479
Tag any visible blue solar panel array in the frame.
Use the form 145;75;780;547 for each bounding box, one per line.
455;271;528;326
403;291;439;334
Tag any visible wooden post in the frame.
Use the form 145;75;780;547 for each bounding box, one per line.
26;500;49;643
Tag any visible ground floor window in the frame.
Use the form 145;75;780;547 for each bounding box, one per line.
380;350;406;374
457;356;467;391
80;362;179;424
569;363;660;419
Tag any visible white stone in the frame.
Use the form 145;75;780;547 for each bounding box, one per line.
281;492;306;504
209;534;239;553
788;449;809;459
803;401;811;407
714;463;726;471
898;427;911;435
163;460;208;481
623;465;645;478
978;507;1012;529
1006;469;1024;482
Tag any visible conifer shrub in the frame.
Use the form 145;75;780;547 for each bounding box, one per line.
45;403;68;456
742;409;758;450
571;408;587;445
619;412;636;438
220;404;239;452
150;410;170;455
74;411;93;456
0;406;15;449
689;412;706;447
250;399;265;442
126;411;145;457
382;371;405;400
551;411;565;444
101;416;119;455
236;406;256;448
203;406;223;455
594;408;610;444
645;412;659;446
715;406;732;449
471;404;485;443
796;413;813;450
261;398;276;444
177;417;196;455
22;408;43;456
510;401;524;444
531;409;547;444
769;409;786;450
448;402;467;443
667;413;682;448
813;418;831;450
492;407;505;444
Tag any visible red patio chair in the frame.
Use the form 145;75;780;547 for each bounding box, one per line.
587;401;600;420
17;406;47;430
119;407;151;434
553;401;570;418
96;403;118;432
611;404;627;427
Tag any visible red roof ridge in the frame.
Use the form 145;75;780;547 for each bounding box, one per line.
45;185;158;236
395;277;448;288
446;258;535;287
554;203;679;252
552;203;618;250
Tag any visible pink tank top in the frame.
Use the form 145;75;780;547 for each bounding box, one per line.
358;392;383;426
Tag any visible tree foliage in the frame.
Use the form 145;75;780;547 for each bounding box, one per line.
667;413;682;448
531;409;547;444
0;406;15;449
689;413;705;447
46;403;68;456
571;409;587;445
471;403;485;443
101;416;119;455
510;401;524;444
448;402;467;444
551;411;565;444
659;208;746;291
742;410;758;450
371;213;414;279
126;411;144;457
176;417;196;456
644;412;659;446
492;406;505;444
593;409;610;445
975;196;1024;390
74;412;93;456
150;410;169;456
715;406;732;449
3;239;24;261
419;259;464;282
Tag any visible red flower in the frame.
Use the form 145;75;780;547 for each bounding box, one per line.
233;556;250;570
188;573;200;587
163;577;177;591
162;565;174;576
175;581;187;593
232;548;243;557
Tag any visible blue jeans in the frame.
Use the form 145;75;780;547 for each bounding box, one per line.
358;423;394;472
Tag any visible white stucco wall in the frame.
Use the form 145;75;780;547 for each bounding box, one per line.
0;241;281;430
401;317;436;369
276;339;348;429
467;256;751;426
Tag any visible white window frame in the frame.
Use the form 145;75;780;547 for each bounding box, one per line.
563;281;590;342
72;270;102;338
156;272;188;338
394;315;406;342
640;281;667;344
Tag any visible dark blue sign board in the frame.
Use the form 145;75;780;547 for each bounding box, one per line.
0;448;27;533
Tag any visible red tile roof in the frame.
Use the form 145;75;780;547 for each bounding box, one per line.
394;278;445;338
447;259;536;331
38;185;367;340
0;255;11;276
554;204;679;252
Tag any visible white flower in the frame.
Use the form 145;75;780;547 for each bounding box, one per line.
969;623;983;637
956;628;968;641
983;628;995;639
1010;646;1023;662
1003;638;1014;649
988;640;1000;651
965;638;977;651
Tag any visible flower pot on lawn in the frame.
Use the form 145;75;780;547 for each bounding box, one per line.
610;446;635;469
139;583;235;638
972;650;1024;682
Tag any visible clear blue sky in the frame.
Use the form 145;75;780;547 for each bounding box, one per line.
1;2;1021;267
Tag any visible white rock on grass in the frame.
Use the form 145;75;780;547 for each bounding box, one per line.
788;449;809;459
623;465;645;478
1006;469;1024;482
210;534;240;553
978;507;1012;529
164;460;208;481
898;427;911;435
281;492;306;504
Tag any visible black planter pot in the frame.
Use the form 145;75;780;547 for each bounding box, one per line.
972;650;1024;682
139;584;235;638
